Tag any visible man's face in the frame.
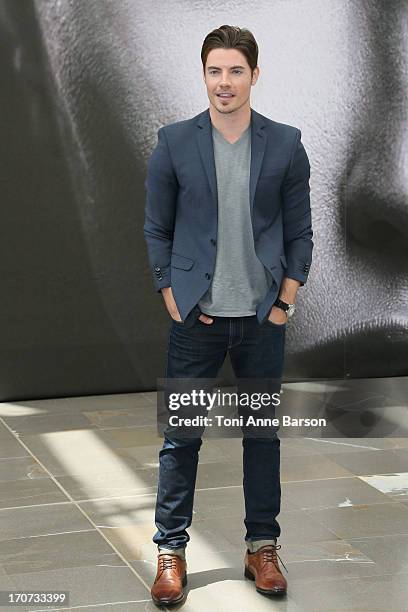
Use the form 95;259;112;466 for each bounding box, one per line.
203;48;259;116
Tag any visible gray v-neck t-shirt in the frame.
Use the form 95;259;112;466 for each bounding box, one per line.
198;123;272;317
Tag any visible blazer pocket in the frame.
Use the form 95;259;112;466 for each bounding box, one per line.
280;254;287;268
171;253;195;270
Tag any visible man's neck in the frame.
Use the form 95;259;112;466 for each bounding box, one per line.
208;104;251;137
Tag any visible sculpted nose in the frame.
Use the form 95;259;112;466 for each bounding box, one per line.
343;2;408;256
346;129;408;255
345;3;407;257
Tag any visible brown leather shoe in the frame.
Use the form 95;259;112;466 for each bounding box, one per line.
151;553;187;606
244;544;288;595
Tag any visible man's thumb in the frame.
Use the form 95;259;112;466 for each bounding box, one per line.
201;315;214;324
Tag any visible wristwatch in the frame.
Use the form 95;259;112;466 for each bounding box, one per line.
273;298;296;319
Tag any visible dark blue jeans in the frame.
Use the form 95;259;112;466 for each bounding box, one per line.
153;307;286;550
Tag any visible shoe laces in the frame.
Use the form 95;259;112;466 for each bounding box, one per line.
158;554;179;573
261;544;289;574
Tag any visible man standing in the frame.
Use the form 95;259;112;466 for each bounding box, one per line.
144;24;313;605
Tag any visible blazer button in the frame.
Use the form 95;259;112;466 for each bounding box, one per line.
154;266;161;272
210;238;216;246
205;273;211;279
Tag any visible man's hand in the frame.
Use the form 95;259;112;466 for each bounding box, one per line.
268;305;288;325
279;277;301;304
161;287;213;324
198;313;213;325
161;287;182;321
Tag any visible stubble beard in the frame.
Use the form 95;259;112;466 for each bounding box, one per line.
211;92;251;115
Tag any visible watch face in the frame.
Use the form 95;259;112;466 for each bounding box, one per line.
287;304;296;318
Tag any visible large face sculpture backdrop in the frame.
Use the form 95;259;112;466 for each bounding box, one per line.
2;0;406;397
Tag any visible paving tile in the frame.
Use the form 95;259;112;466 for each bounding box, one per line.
0;502;92;542
286;437;401;454
283;476;392;510
281;453;354;482
0;425;19;439
305;501;408;539
345;533;408;576
0;457;49;483
289;572;408;611
5;565;148;610
83;405;157;428
0;435;30;459
360;472;408;502
0;530;123;576
2;413;97;435
97;427;165;449
19;429;160;478
55;471;157;501
321;448;408;476
100;524;156;563
309;437;408;452
0;478;67;509
78;494;156;528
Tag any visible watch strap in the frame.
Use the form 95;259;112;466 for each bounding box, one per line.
274;298;291;312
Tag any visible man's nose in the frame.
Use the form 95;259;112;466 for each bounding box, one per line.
219;73;232;86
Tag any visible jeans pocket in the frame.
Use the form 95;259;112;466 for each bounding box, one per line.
264;318;287;329
171;306;204;329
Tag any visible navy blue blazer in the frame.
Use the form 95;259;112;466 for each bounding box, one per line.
144;107;313;325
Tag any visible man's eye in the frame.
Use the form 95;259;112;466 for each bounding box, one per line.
209;70;242;75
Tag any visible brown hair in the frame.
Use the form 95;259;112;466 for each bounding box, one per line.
201;25;258;75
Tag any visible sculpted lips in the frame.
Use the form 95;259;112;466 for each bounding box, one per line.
288;318;408;378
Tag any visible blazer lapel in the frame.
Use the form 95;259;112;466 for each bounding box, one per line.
196;107;267;219
196;109;218;212
249;108;267;216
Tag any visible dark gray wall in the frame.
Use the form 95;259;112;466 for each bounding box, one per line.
1;0;407;401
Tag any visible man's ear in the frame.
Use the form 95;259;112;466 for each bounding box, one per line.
252;66;260;85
